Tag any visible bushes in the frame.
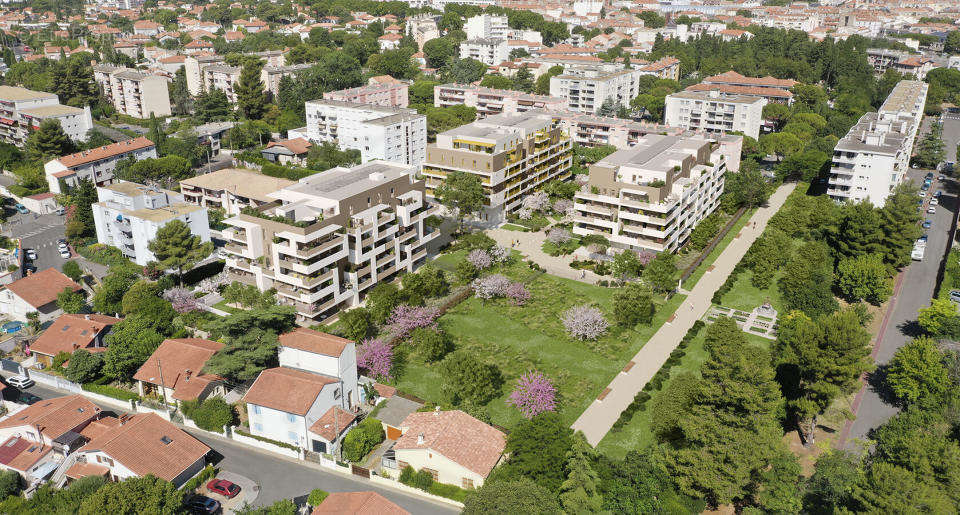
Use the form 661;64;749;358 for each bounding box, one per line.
261;162;315;181
234;429;299;451
308;489;329;506
642;320;704;394
0;470;20;499
399;466;470;501
181;465;217;491
182;398;236;433
712;263;746;304
82;383;140;402
448;232;496;253
76;244;136;269
410;327;452;362
341;417;385;462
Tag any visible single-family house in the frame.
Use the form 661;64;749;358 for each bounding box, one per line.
0;395;100;473
133;338;226;405
0;268;83;323
28;314;121;369
312;491;409;515
261;138;313;166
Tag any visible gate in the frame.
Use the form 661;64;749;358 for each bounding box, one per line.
351;464;370;478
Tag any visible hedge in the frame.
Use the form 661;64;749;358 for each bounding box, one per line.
181;465;217;491
234;428;300;451
342;417;384;462
82;383;140;402
399;466;470;502
76;244;138;270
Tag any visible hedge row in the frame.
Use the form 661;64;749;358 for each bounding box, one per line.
234;428;300;451
181;465;217;491
398;466;471;502
81;383;140;402
711;263;747;305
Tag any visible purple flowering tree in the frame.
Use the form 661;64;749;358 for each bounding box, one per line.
547;228;573;245
522;191;550;212
489;245;510;264
162;287;200;313
466;249;493;270
637;250;656;267
508;370;557;418
196;273;228;295
356;338;393;380
553;199;574;216
504;282;531;305
472;274;512;300
387;305;439;339
562;305;609;340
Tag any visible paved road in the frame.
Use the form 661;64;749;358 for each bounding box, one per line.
3;211;71;273
841;170;956;449
572;182;797;446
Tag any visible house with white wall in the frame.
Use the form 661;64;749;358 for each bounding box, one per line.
0;268;82;323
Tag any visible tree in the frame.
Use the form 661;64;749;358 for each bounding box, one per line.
0;470;20;499
182;397;235;432
341;417;384;462
559;432;602;512
759;132;803;161
62;260;83;282
435;171;484;232
642;251;676;293
828;202;885;260
836;253;892;305
52;55;98;107
495;412;573;492
120;280;162;315
878;183;922;269
612;282;655;327
78;475;184;515
884;337;949;406
57;287;86;314
92;268;138;315
203;306;297;381
409;327;451;362
463;478;560;515
235;59;267;120
422;37;455;69
366;283;403;325
440;351;503;406
779;240;838;318
169;67;191;115
804;451;862;514
611;250;642;281
445;58;487;84
65;349;104;384
338;307;372;341
26;119;76;161
479;74;513;89
688;213;720;250
147;220;213;284
762;103;792;130
507;370;556;419
194;88;232;123
917;298;959;338
514;65;534;92
561;305;609;340
366;48;418;80
850;462;955;514
946;30;960;55
102;315;165;381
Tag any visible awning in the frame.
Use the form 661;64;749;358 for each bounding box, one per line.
0;118;13;125
31;460;58;479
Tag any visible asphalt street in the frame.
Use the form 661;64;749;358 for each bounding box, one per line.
842;169;957;449
3;210;70;273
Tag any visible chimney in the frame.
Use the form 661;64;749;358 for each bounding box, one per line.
417;433;424;445
184;369;192;381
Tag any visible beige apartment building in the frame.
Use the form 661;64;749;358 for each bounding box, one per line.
180;167;295;215
421;111;572;223
221;162;439;324
433;83;565;118
93;65;172;118
572;133;739;253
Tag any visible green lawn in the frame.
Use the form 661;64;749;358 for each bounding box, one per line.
391;259;686;430
718;268;786;314
682;208;757;290
211;300;241;314
501;223;529;232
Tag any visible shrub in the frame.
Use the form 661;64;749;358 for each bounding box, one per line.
339;307;373;341
612;283;655;327
0;470;20;498
561;305;609;340
412;469;434;490
51;351;71;371
183;398;235;433
471;274;512;300
181;465;217;491
410;327;451;362
341;417;385;462
456;260;479;283
440;352;503;406
399;465;416;484
65;350;104;384
62;260;83;282
387;305;439;339
466;249;493;270
356;339;393;380
82;383;140;402
307;489;329;507
504;282;531;305
449;232;495;252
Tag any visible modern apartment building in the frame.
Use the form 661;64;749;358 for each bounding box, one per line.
459;38;509;66
434;83;566;118
221;161;439;324
827;80;928;207
44;137;157;193
685;70;797;105
421;111;572;223
93;65;172;118
664;90;767;140
465;14;510;40
0;86;93;146
180;168;295;215
325;80;409;108
547;111;685;148
184;51;287;95
92;181;210;266
549;64;643;114
572;133;737;252
294;99;426;166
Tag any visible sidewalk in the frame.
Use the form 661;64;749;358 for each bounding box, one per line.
571;183;797;445
486;227;603;284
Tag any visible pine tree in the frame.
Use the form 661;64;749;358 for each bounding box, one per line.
235;59;267;120
169;67;191;115
26;119;76;161
827;201;885;260
147;219;213;284
558;432;602;513
879;183;922;269
194;88;232;123
69;178;98;238
514;65;534;93
147;114;166;156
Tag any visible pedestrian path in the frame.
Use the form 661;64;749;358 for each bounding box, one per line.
571;183;797;445
486;228;603;284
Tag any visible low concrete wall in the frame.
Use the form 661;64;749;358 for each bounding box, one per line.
230;430;300;459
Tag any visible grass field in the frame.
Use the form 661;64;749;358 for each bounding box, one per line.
211;300;241;314
391;257;686;431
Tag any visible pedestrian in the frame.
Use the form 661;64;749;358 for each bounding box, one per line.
581;269;585;279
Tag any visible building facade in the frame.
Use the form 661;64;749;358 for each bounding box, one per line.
434;83;566;118
93;65;172;118
44;137;157;194
221;161;438;324
547;111;685;148
464;14;510;40
0;86;93;147
325;81;410;108
664;90;767;140
421;111;572;223
827;80;928;207
459;38;509;66
550;65;643;114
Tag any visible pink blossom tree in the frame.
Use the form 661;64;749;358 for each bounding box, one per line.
466;249;493;270
547;228;573;245
553;199;574;216
562;305;609;340
387;305;439;339
522;191;550;212
488;245;510;264
504;282;531;305
357;338;393;380
472;274;512;300
508;370;557;418
162;287;200;313
637;250;656;267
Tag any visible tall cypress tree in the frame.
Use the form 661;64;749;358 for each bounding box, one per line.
559;432;603;513
879;183;922;269
235;59;267;120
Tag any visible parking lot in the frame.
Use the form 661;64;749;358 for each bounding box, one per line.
2;209;72;273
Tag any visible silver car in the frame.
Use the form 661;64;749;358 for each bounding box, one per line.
7;375;34;389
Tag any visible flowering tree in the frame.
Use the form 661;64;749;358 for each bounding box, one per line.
522;191;551;212
356;338;393;380
472;274;513;300
489;245;510;264
466;249;493;270
387;305;439;339
196;273;228;295
637;250;656;267
518;208;533;220
162;287;200;313
553;199;574;215
562;305;609;340
504;282;531;305
508;370;557;418
547;228;573;245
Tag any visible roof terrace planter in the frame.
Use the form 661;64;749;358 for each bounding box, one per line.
241;206;317;228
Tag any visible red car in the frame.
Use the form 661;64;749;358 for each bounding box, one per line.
206;479;241;499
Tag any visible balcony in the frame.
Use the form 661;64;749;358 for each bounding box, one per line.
287;235;343;259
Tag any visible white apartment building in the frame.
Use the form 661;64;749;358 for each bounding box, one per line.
202;64;242;102
92;181;210;266
459;38;509;66
434;83;566;118
184;55;225;95
465;14;510;40
296;99;426;166
261;63;315;96
664;90;767;140
547;111;686;149
827;80;928;207
0;86;93;147
572;133;737;253
221;161;439;324
550;64;644;114
93;65;172;118
44;137;157;193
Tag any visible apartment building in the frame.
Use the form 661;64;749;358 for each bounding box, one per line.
459;38;509;66
685;70;797;105
295;99;426;166
434;83;566;118
221;161;438;324
465;14;510;39
92;181;210;266
180;168;294;215
572;133;736;253
827;80;928;207
93;65;172;118
44;137;157;193
421;111;572;223
261;63;315;96
550;64;643;114
0;86;93;147
325;80;409;108
184;51;288;95
865;48;936;80
664;90;767;140
202;64;242;102
638;57;681;81
547;111;685;148
406;15;440;50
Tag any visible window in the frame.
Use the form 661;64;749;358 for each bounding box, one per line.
289;431;299;443
253;423;263;432
462;478;474;489
287;413;297;423
251;405;261;415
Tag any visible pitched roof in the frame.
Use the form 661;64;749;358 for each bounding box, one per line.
395;410;505;477
56;137;155;168
78;414;210;482
242;367;338;415
308;406;356;441
133;338;224;401
29;314;120;358
65;461;110;479
4;268;81;309
265;137;312;156
0;437;51;472
702;70;797;89
312;492;409;515
278;327;350;357
0;395;99;440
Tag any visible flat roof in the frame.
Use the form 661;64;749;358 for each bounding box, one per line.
120;202;205;223
181;168;294;202
19;104;84;117
667;90;766;104
281;161;412;201
0;85;57;102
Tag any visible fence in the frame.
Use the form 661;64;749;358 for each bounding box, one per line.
679;206;748;284
26;370;82;393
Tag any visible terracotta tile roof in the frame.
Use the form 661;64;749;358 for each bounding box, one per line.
0;437;51;472
224;30;244;41
312;491;408;515
159;55;186;64
686;83;793;98
308;407;356;441
29;313;120;358
133;338;224;401
278;327;350;357
65;462;110;479
0;395;99;440
79;416;122;441
395;410;505;477
378;33;402;41
242;367;338;415
265;137;313;156
702;70;797;89
4;268;81;309
57;137;155;168
78;413;210;482
373;383;395;398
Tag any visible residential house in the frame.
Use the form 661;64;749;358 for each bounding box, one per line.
0;395;99;478
0;268;82;323
378;33;402;50
133;338;226;406
180;168;294;216
44;137;158;194
312;491;409;515
28;314;120;369
262;138;313;166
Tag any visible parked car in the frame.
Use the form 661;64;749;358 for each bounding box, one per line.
920;234;928;242
24;249;36;261
14;204;27;214
928;206;937;214
921;183;930;191
7;376;34;389
59;249;71;259
935;190;943;198
931;198;939;206
188;495;221;514
206;479;240;499
918;191;927;198
925;172;934;180
923;219;933;229
951;290;960;303
17;392;41;405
